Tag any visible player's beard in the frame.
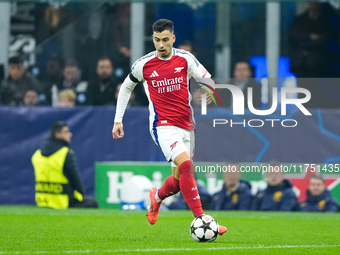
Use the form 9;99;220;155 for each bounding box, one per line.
158;48;170;58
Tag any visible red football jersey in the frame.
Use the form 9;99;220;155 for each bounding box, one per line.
131;48;211;131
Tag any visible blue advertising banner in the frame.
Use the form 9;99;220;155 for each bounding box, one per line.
0;107;339;205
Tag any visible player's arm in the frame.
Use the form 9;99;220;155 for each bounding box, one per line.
112;73;139;139
186;53;215;104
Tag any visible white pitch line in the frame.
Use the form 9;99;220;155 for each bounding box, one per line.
0;244;339;254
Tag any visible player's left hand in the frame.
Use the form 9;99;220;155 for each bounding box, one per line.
112;122;124;139
206;94;213;104
196;91;213;105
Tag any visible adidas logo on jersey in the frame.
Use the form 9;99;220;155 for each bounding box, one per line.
150;70;159;77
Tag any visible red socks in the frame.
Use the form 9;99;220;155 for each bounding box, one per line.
156;160;205;217
178;160;204;217
157;175;180;200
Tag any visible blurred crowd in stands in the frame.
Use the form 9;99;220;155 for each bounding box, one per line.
1;2;339;212
1;2;340;108
165;162;339;213
0;55;146;107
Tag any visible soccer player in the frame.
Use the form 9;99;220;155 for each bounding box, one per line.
112;19;227;235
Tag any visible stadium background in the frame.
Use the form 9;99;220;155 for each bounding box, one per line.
1;1;340;206
1;107;340;206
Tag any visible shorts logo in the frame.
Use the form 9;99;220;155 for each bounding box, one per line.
170;141;178;150
150;70;159;77
174;67;184;73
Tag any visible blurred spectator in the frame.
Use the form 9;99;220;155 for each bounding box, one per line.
232;61;261;109
298;175;338;212
87;58;117;106
113;4;131;58
115;83;140;106
0;56;42;105
23;89;40;106
108;3;131;79
167;181;211;210
59;89;76;107
252;163;297;211
210;163;252;210
288;2;334;78
61;60;89;106
41;56;65;106
31;121;98;209
178;40;196;55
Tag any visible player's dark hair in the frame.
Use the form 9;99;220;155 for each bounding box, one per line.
152;19;174;33
50;121;68;138
309;174;325;184
8;56;24;65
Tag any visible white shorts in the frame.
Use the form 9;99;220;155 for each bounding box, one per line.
150;126;195;167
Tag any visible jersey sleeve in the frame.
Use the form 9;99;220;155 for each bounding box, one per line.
130;58;145;83
114;58;146;123
186;53;212;79
185;53;215;93
113;75;138;123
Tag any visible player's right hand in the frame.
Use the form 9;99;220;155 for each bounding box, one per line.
112;122;124;139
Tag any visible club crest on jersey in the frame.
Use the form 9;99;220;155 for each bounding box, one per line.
174;67;184;73
150;70;159;77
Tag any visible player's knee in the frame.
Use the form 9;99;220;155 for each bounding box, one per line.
178;160;194;174
172;167;180;179
174;151;191;167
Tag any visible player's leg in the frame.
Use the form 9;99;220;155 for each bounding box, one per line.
147;168;180;225
155;162;180;201
171;166;179;179
148;127;202;221
148;126;226;234
147;127;182;224
148;169;180;225
155;174;180;201
173;132;227;235
173;151;205;217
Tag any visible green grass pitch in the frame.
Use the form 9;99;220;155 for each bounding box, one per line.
0;206;339;255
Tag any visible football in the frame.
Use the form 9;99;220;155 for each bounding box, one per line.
190;214;219;242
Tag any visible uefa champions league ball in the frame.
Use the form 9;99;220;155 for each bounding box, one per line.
190;215;219;242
